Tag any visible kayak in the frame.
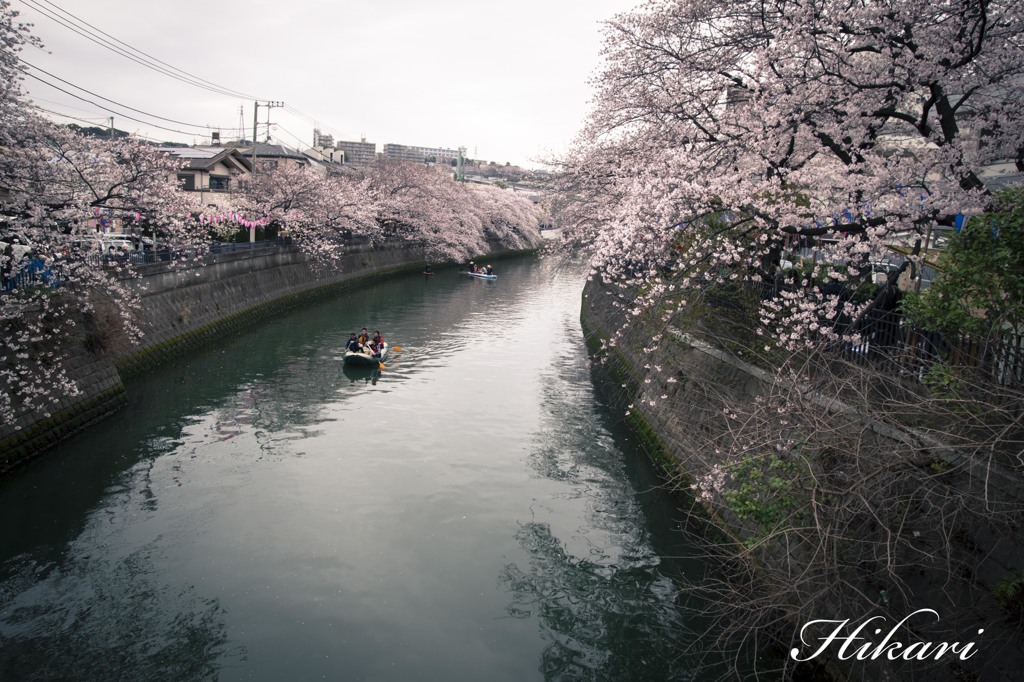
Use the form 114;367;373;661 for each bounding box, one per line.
459;271;497;280
343;342;388;366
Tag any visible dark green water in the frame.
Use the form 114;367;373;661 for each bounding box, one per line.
0;255;720;681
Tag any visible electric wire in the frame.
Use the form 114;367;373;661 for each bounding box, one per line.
33;104;111;127
21;69;239;138
284;105;354;142
271;124;311;150
15;0;363;148
32;104;204;147
19;57;243;133
19;2;248;100
17;0;266;101
29;95;111;118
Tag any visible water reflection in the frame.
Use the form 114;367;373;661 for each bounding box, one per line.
341;363;382;385
501;521;692;681
0;460;237;681
0;553;233;682
501;265;709;681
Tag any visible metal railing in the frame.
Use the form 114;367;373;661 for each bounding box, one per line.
841;311;1024;388
700;279;1024;389
1;237;297;294
0;233;420;295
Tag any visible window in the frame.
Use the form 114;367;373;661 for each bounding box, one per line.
177;173;196;191
209;176;230;191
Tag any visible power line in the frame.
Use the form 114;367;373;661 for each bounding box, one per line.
18;0;266;101
33;104;215;148
21;69;241;138
284;104;353;142
18;0;368;150
32;104;110;127
28;95;110;117
272;124;312;150
19;57;243;133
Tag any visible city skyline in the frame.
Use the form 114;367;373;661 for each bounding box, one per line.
13;0;641;168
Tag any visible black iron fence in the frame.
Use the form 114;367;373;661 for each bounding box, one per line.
843;310;1024;388
702;279;1024;389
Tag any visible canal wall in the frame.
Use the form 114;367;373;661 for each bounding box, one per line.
0;241;535;472
579;275;1024;682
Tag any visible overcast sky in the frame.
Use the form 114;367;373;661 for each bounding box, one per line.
14;0;640;168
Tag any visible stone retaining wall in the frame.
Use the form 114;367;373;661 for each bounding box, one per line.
580;275;1024;682
117;243;426;376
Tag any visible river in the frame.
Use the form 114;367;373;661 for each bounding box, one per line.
0;255;726;681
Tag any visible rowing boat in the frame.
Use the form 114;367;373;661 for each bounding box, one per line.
459;271;497;281
343;342;389;366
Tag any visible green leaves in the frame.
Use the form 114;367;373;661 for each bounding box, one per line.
902;189;1024;339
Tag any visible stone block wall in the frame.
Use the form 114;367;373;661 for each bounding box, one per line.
116;244;426;376
580;275;1024;682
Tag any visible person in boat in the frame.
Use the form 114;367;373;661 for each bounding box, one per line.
485;264;493;275
346;333;361;353
424;263;433;274
467;260;476;273
358;327;370;349
367;334;384;359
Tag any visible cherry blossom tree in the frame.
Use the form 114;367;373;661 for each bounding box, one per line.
563;0;1024;349
563;1;1024;675
0;2;200;427
358;159;544;261
234;163;378;258
235;159;543;264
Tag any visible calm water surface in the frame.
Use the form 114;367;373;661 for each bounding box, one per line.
0;256;722;681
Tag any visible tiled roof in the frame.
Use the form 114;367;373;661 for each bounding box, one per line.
240;143;308;159
165;146;251;172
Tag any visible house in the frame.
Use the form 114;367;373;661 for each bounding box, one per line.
238;143;311;172
165;146;252;207
303;145;346;166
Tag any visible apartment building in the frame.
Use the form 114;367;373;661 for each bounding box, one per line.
382;143;459;164
336;138;377;166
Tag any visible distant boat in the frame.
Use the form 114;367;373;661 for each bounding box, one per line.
459;271;497;281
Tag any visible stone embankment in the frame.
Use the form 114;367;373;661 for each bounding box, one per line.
0;241;532;471
580;275;1024;682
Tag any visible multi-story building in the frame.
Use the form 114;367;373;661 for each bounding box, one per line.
382;143;459;164
312;128;334;149
336;138;377;166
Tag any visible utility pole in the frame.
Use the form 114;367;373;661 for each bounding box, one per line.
250;100;284;174
248;101;283;244
109;116;114;140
